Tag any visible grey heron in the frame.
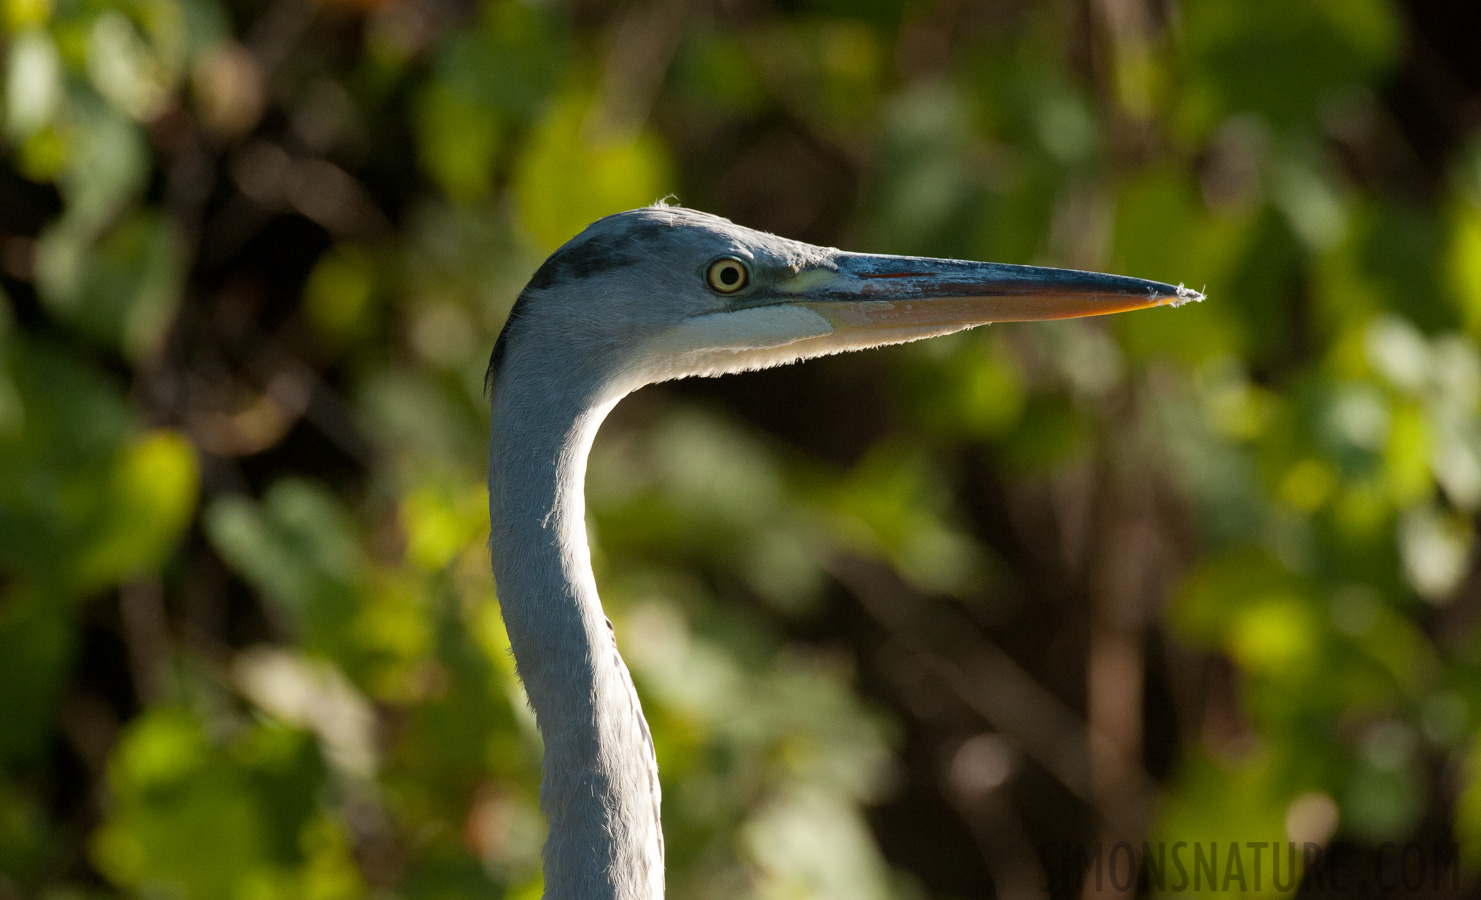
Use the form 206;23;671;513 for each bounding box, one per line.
486;205;1199;900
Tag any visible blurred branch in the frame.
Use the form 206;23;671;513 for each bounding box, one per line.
588;0;692;142
943;759;1049;900
246;0;318;80
119;578;172;704
220;328;373;464
828;555;1157;842
1082;406;1161;900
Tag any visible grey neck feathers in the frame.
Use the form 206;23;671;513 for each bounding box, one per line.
488;364;664;900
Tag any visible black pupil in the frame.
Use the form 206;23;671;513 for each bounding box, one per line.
719;265;739;286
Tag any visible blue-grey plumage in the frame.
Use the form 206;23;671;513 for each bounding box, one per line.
487;204;1199;900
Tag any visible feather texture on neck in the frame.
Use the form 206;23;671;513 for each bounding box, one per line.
488;357;663;900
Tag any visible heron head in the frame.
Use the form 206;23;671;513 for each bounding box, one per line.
487;205;1200;398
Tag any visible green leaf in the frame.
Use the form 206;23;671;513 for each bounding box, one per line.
35;210;185;360
0;587;74;766
205;480;363;658
79;429;199;587
512;91;675;252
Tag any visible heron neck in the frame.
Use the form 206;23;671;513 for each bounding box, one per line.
488;373;664;900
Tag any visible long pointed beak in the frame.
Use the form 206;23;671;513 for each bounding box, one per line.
780;252;1200;332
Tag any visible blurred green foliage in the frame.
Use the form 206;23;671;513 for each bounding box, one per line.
3;0;1481;897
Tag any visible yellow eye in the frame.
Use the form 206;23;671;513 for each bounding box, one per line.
706;257;750;293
